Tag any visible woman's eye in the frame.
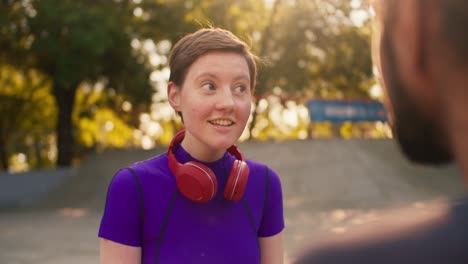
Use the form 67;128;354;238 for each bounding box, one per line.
235;84;247;93
202;83;215;90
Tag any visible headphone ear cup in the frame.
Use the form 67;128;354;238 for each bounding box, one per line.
176;161;218;203
224;160;249;201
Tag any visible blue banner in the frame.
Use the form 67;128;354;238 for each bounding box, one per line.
306;99;387;123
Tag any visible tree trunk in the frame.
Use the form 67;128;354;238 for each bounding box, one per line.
248;100;259;140
33;138;43;169
0;136;8;170
53;82;77;167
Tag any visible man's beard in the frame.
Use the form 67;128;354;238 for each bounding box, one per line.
380;29;453;165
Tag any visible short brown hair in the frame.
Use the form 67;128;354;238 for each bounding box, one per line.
168;28;258;93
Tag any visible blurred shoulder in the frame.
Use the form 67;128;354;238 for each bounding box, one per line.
294;199;452;263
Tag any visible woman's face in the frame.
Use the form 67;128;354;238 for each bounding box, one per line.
168;51;252;161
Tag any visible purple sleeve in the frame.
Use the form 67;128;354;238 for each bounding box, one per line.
258;167;285;237
98;169;142;247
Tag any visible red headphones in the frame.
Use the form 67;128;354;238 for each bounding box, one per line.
167;130;250;203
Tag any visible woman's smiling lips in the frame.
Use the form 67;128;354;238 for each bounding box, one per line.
208;119;235;126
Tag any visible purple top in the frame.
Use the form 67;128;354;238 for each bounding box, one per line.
99;145;285;264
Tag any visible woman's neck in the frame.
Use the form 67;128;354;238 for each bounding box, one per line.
180;139;225;163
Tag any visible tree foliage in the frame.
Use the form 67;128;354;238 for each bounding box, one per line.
0;0;375;170
0;0;178;166
0;65;56;170
258;0;374;98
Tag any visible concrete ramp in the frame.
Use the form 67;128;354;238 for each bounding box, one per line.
243;139;464;210
35;148;166;210
35;139;464;211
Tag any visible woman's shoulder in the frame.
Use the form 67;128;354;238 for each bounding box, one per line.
244;159;282;192
118;153;173;183
107;153;175;197
245;159;278;176
245;159;267;170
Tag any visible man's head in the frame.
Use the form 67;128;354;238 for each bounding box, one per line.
372;0;468;165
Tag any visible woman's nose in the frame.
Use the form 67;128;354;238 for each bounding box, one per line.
215;88;235;110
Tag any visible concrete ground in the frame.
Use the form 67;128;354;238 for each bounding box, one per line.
0;139;465;263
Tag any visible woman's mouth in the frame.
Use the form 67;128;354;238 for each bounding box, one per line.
209;119;234;126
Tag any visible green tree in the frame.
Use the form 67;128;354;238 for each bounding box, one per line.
0;65;55;170
264;0;373;98
0;0;161;166
250;0;374;138
73;84;136;153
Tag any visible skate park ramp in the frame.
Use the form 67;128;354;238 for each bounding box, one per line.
0;139;465;263
36;138;465;211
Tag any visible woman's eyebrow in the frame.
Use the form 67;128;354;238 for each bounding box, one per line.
233;75;250;82
195;72;219;81
195;72;250;82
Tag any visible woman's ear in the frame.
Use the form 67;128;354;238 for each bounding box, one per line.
167;82;181;111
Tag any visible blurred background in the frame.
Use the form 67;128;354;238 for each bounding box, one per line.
0;0;464;263
0;0;386;172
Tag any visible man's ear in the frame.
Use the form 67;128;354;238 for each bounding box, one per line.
167;82;181;111
392;0;430;94
392;0;440;115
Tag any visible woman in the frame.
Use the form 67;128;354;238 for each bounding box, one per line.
99;28;285;264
